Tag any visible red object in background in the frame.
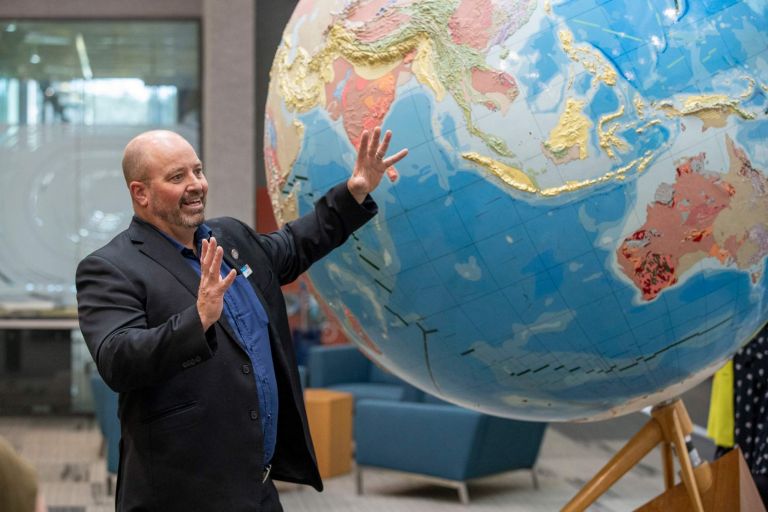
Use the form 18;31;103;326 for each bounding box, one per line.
256;186;349;346
256;186;278;232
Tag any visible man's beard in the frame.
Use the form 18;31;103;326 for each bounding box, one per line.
151;193;206;229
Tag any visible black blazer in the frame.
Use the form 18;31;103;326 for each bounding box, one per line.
76;183;376;511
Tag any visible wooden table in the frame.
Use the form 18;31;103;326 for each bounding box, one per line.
303;388;354;478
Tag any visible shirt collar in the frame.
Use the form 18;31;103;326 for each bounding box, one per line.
152;221;213;256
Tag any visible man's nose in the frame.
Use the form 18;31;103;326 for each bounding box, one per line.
187;174;205;190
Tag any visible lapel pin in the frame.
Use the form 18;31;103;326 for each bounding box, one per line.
240;264;253;278
231;248;239;259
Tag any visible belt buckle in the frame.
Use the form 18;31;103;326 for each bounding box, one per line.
262;463;272;483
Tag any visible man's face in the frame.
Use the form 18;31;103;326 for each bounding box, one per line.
142;138;208;233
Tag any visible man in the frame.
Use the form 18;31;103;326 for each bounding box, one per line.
76;128;407;511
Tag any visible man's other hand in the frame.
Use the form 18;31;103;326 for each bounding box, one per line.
197;237;236;331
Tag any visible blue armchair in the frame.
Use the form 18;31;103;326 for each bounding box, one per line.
90;373;120;494
354;396;547;504
306;343;421;403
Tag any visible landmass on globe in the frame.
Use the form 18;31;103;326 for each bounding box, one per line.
618;137;768;301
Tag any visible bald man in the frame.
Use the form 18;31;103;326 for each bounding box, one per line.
76;129;406;511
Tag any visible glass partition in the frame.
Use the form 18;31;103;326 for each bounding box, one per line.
0;20;200;319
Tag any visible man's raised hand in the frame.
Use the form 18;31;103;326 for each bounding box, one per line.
196;237;236;331
347;127;408;204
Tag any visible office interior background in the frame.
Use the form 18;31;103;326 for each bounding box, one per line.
0;0;292;411
0;0;737;510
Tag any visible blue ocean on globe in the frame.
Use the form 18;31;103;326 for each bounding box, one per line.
265;0;768;421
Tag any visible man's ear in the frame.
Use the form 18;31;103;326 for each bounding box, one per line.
130;181;150;207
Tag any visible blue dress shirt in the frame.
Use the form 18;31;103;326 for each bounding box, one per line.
158;223;278;466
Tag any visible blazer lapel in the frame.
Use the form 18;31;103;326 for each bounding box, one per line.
128;218;200;297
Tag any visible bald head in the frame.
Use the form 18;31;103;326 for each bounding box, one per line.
122;130;195;185
123;129;207;244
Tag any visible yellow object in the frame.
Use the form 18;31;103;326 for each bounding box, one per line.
707;361;735;448
0;435;38;512
304;388;354;478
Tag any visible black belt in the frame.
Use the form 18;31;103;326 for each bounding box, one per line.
262;464;272;483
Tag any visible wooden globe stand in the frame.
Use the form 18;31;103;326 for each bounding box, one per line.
561;398;765;512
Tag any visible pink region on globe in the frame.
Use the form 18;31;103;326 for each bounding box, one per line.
470;67;518;101
340;59;411;149
346;0;403;23
325;58;353;121
448;0;493;49
617;153;734;301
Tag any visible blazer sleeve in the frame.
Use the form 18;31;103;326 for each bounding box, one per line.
76;253;216;392
241;181;378;285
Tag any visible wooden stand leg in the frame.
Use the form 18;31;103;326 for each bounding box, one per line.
561;419;663;511
661;442;675;490
669;409;704;512
561;399;711;512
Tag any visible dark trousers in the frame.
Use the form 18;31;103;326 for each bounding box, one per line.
754;475;768;510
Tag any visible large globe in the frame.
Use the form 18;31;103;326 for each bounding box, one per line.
265;0;768;421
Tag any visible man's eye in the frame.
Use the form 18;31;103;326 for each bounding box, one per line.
171;174;183;182
194;169;204;177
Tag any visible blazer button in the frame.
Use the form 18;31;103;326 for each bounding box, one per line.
242;364;251;374
250;410;259;421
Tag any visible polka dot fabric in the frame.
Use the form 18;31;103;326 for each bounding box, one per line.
734;322;768;477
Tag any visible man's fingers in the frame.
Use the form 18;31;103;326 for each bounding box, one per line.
212;245;224;276
357;130;370;168
204;242;221;278
383;148;409;168
222;269;237;289
369;127;381;159
201;239;214;276
377;129;392;159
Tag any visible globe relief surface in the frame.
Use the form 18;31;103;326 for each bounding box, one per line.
265;0;768;421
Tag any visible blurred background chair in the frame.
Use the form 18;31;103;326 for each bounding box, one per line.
306;344;421;403
354;395;547;504
89;373;119;494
